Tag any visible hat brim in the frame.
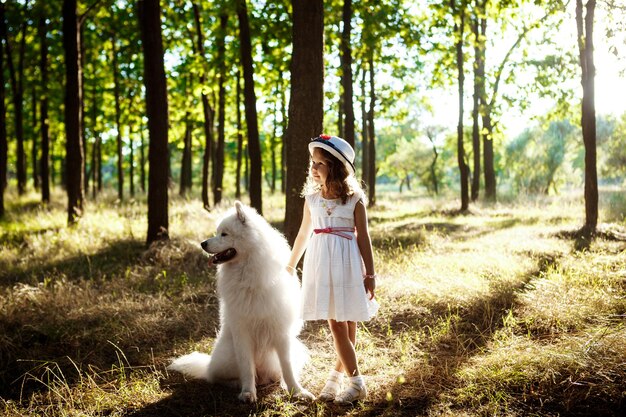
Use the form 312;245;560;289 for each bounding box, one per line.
309;141;355;175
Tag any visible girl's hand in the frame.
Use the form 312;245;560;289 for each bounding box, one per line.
364;275;376;300
286;265;297;276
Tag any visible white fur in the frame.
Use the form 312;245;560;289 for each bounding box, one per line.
168;201;314;403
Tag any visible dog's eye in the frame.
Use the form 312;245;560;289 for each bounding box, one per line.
221;232;228;237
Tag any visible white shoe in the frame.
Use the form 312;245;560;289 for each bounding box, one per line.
318;374;343;402
334;381;367;404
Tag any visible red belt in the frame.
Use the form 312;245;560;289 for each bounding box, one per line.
313;227;355;240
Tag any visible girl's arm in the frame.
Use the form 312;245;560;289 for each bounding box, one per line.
355;200;376;299
287;201;313;274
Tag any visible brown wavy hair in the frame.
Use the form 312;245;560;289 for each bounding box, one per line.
302;148;366;205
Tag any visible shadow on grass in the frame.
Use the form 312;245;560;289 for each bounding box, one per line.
0;238;146;286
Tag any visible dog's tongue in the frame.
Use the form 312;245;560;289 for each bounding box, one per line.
208;255;218;267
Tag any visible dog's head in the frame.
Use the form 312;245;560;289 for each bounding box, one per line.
201;201;249;265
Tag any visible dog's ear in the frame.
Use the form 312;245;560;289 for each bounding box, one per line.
234;201;246;224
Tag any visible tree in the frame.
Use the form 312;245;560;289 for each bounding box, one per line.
3;1;27;196
139;0;169;244
0;4;6;218
237;0;263;214
576;0;598;235
39;11;50;204
63;0;85;224
191;2;214;211
340;0;355;147
214;12;227;205
452;0;470;211
284;0;324;245
111;32;124;201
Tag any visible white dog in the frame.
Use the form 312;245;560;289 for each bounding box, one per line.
168;201;314;403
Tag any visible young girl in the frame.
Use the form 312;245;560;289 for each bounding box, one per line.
287;134;378;404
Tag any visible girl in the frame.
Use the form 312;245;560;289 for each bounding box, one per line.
287;134;378;404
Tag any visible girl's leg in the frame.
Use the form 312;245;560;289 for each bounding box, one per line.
332;321;357;373
328;320;359;376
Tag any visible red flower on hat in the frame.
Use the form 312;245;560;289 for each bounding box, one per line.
319;134;331;140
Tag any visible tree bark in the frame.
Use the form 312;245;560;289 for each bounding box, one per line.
237;0;263;214
576;0;598;234
360;65;369;187
340;0;355;147
284;0;323;245
39;15;50;204
139;0;169;244
63;0;85;224
180;109;192;196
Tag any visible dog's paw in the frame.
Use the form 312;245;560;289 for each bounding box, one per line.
291;387;316;402
238;390;257;403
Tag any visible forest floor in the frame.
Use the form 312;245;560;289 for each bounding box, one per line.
1;187;625;417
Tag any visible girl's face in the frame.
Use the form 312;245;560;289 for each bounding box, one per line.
310;148;329;187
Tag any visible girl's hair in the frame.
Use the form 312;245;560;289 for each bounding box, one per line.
302;148;367;205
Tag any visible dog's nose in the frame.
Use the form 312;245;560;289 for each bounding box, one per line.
201;240;208;250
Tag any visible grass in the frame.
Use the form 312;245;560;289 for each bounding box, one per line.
1;187;625;416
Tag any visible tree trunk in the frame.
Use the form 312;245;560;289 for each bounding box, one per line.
237;0;263;214
180;110;192;196
470;7;481;201
236;69;243;199
129;125;135;198
192;3;214;210
367;51;376;206
0;4;7;217
139;129;145;192
39;16;50;204
341;0;355;147
280;71;287;194
111;33;124;201
452;0;469;211
576;0;598;234
426;128;440;195
3;8;27;195
214;12;227;205
139;0;169;244
284;0;323;245
360;65;369;187
32;86;39;190
63;0;85;224
270;95;277;193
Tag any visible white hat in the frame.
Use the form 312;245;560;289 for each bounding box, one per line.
308;134;355;175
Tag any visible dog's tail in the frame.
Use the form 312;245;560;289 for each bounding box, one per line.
167;352;212;381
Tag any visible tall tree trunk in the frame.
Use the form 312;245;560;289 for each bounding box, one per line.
237;0;263;214
236;69;243;199
32;86;39;190
576;0;598;234
129;125;135;198
270;94;277;193
280;71;287;194
63;0;85;224
360;65;369;187
80;24;88;194
284;0;323;245
39;15;50;204
180;110;192;196
452;0;469;211
367;52;376;207
214;13;227;205
192;3;214;210
426;128;440;195
340;0;355;147
470;8;481;201
0;4;7;217
139;0;169;244
4;8;27;195
111;33;124;201
139;128;145;192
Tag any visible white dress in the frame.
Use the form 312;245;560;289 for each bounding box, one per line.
301;191;379;322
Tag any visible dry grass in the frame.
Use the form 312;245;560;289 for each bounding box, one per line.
1;187;625;416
